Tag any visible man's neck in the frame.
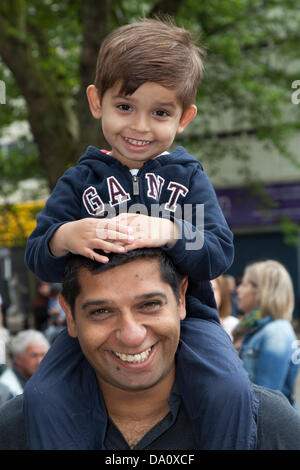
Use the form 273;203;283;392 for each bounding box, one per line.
99;367;175;420
98;367;175;448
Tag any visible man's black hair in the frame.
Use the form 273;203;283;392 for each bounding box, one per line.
61;248;185;316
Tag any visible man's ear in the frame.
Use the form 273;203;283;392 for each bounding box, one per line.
177;105;197;134
178;275;188;321
86;85;102;119
59;294;78;338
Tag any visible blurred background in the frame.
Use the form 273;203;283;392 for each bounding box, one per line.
0;0;300;332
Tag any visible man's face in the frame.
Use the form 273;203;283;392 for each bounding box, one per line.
15;343;48;379
62;258;187;393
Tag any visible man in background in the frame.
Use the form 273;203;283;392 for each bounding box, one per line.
0;329;49;399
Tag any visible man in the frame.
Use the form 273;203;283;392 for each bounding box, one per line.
0;248;300;450
0;329;49;398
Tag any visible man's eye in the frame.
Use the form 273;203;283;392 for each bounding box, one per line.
117;104;132;112
141;301;162;311
89;308;111;318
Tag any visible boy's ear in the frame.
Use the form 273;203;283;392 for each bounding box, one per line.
86;85;102;119
59;294;78;338
177;105;197;134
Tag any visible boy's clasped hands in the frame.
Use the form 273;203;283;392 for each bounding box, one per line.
49;213;180;264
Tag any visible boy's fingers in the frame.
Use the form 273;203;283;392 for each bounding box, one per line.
96;228;134;241
85;249;109;264
91;239;126;253
97;220;133;234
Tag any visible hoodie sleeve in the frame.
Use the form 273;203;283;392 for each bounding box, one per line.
163;165;234;281
24;166;85;282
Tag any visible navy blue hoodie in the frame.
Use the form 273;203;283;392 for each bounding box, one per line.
25;146;233;285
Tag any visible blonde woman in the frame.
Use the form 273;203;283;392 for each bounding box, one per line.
234;260;299;406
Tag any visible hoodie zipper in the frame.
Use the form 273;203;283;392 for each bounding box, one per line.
132;174;139;196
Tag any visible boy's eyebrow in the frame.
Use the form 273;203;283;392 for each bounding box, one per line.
154;102;177;110
112;94;177;110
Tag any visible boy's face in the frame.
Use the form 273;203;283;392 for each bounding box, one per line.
87;82;197;169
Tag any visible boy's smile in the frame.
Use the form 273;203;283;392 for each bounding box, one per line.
87;82;197;169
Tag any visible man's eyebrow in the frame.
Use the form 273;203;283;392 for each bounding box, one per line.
134;292;167;301
81;292;167;309
81;299;111;310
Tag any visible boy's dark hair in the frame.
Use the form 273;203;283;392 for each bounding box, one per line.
62;248;185;317
94;17;205;111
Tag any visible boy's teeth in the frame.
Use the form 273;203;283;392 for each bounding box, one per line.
125;137;150;146
113;347;152;363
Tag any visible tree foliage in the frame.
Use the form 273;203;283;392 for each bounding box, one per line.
0;0;300;194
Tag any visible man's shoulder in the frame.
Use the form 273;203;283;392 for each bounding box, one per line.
0;394;27;450
253;384;300;450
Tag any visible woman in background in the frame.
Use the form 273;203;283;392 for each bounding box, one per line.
211;275;239;340
233;260;299;406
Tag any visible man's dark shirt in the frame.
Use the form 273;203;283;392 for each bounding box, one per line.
1;385;300;450
105;384;195;450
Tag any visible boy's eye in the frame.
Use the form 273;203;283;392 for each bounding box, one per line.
117;104;132;112
154;110;169;117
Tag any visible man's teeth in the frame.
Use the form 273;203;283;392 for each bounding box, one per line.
113;347;152;363
125;137;151;146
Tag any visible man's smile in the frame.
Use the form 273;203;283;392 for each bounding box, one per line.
112;345;153;363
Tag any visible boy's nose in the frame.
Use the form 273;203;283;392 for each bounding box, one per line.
130;113;150;133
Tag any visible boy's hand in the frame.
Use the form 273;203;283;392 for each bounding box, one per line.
49;218;134;263
113;213;180;250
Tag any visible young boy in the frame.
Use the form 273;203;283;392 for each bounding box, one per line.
24;18;258;449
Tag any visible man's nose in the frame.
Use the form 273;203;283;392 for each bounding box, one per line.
115;313;147;347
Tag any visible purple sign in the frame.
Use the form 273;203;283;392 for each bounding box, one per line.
216;181;300;227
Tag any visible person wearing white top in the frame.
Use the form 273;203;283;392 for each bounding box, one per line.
211;276;239;340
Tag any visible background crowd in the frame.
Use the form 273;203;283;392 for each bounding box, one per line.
0;258;299;409
0;280;66;405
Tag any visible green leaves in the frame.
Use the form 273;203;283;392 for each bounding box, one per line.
0;0;299;188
